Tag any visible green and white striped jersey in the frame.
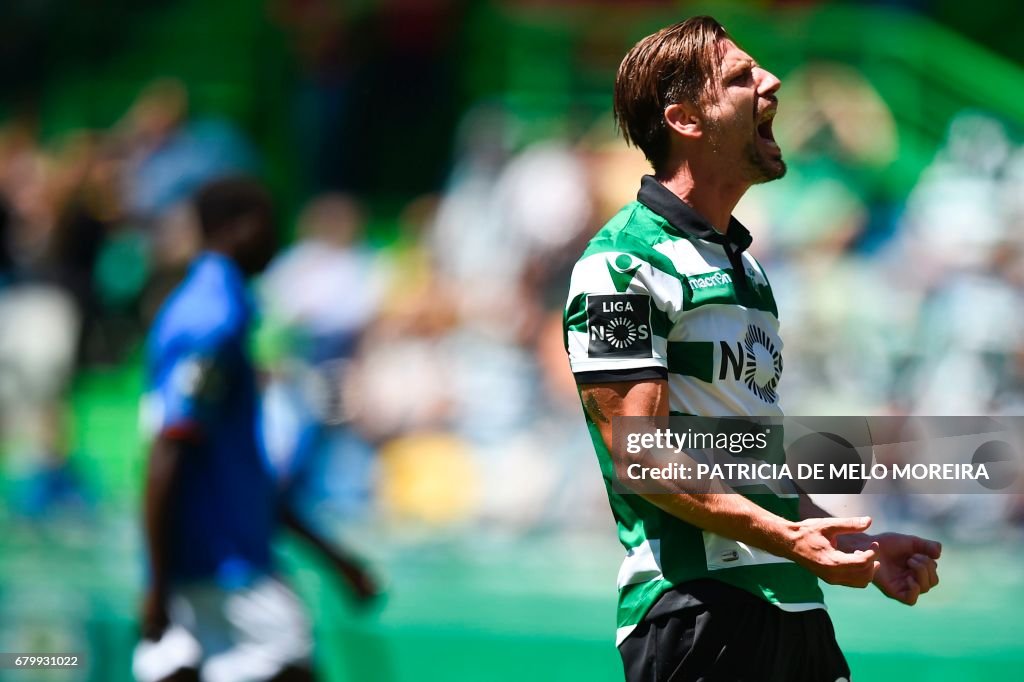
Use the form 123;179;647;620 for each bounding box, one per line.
564;176;823;646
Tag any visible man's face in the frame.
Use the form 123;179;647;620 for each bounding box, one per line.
701;39;785;184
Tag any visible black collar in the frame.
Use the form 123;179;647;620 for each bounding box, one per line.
636;175;753;253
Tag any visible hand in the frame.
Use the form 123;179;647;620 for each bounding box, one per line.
344;565;382;604
788;516;880;588
330;556;382;605
140;587;170;641
844;532;941;605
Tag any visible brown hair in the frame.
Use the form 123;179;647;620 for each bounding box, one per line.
613;16;729;173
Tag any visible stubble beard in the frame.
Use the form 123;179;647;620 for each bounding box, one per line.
705;118;787;186
746;137;787;185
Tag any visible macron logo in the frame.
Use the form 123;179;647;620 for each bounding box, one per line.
690;271;732;290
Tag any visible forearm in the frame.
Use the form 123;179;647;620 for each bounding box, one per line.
281;504;339;558
580;380;878;587
641;491;799;560
281;504;365;572
584;380;800;560
143;438;180;596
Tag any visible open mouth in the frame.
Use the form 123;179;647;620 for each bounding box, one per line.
757;109;778;147
756;113;776;144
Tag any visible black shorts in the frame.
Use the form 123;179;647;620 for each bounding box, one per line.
619;580;851;682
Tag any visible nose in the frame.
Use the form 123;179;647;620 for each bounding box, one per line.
756;68;781;99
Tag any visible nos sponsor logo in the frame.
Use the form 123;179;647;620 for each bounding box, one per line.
718;324;783;403
587;294;653;359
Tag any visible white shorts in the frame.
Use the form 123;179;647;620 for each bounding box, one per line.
132;575;313;682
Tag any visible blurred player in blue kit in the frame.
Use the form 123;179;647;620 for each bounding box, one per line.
135;178;378;682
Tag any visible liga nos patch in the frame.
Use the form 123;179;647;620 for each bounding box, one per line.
586;294;653;359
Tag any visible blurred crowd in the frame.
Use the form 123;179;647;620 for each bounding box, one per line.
0;78;260;518
2;59;1024;539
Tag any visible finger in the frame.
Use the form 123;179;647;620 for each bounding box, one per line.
917;538;942;559
832;549;878;587
822;516;873;537
902;575;921;606
907;555;931;593
910;554;939;590
834;545;877;566
913;553;939;589
850;542;881;572
856;558;881;588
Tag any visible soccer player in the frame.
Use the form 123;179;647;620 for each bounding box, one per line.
564;17;941;681
135;178;377;682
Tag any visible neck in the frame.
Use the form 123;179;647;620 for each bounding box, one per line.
204;236;235;261
202;241;246;274
656;162;749;234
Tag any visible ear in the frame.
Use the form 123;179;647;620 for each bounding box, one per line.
664;103;702;140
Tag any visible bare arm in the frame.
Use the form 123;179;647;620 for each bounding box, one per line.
141;436;186;639
580;379;880;588
280;505;380;602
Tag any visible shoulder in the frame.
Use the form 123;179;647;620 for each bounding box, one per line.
583;202;671;257
566;204;695;322
149;266;247;361
569;203;689;290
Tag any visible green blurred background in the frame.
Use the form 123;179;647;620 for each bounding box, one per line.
2;1;1024;680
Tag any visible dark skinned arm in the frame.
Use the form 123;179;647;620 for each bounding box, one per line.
280;504;380;603
141;435;188;640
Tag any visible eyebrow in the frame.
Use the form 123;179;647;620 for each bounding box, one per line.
723;60;757;79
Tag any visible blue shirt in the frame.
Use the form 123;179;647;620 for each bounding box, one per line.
145;252;276;587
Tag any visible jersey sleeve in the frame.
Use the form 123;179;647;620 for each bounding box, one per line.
146;334;236;441
564;250;681;384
